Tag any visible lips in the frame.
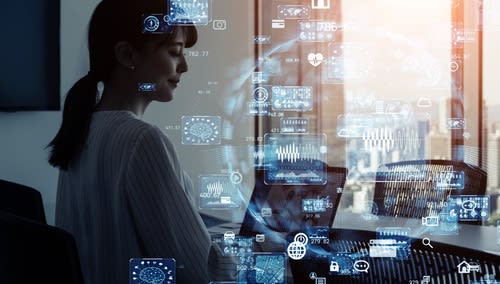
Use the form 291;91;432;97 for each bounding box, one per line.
168;79;179;88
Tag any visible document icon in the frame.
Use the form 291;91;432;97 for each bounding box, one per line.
256;234;265;242
369;239;398;258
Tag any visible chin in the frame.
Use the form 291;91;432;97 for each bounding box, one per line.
156;94;173;102
153;89;174;102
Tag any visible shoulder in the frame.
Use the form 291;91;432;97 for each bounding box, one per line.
134;123;173;151
121;118;176;161
92;111;169;146
123;118;183;182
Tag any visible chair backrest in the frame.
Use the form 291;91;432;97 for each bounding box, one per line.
0;179;47;223
372;159;487;219
0;211;84;284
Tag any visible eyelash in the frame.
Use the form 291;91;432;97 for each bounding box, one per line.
169;50;183;56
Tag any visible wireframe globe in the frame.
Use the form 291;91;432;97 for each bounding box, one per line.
287;242;306;260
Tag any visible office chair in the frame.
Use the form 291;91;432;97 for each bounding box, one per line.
372;159;487;219
0;210;84;284
0;179;47;224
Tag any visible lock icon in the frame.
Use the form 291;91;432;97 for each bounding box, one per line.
330;261;339;272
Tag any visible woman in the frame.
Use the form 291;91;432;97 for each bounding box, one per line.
48;0;226;283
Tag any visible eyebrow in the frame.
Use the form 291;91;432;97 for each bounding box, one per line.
160;41;184;48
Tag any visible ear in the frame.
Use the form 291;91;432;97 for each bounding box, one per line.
114;41;138;70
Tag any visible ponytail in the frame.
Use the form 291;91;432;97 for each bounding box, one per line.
48;0;193;170
48;73;98;170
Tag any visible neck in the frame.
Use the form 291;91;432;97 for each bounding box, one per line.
94;75;151;116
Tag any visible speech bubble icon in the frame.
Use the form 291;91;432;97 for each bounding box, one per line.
462;200;476;211
353;260;369;273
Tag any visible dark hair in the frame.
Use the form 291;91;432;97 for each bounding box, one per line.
48;0;197;170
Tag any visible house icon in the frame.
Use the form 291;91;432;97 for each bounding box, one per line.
457;261;470;274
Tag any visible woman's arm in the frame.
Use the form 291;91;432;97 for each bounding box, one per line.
123;125;212;283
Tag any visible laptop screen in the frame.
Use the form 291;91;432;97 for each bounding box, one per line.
239;166;347;236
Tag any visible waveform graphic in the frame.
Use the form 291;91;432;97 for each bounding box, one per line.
362;127;394;152
206;181;224;197
362;127;421;153
253;149;266;160
275;142;322;163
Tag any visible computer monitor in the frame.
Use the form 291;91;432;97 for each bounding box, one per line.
240;165;347;236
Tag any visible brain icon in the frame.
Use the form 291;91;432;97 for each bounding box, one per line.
139;267;165;284
189;122;213;140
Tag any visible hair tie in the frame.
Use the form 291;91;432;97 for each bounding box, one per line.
86;70;102;106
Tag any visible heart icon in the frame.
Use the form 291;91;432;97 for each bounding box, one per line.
307;53;324;67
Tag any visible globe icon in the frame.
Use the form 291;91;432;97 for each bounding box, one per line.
287;242;307;260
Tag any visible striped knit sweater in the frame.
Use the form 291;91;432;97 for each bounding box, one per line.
55;110;226;283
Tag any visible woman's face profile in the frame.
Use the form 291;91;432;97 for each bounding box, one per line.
134;29;189;102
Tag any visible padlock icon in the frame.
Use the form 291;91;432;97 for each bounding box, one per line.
330;261;339;272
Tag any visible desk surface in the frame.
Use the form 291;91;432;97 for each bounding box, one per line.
204;210;500;283
204;210;500;256
332;211;500;256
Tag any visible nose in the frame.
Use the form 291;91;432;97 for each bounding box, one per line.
177;53;188;73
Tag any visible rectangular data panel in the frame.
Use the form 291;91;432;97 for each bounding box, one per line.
263;134;327;185
298;20;338;42
374;227;411;260
130;258;175;284
271;86;313;112
199;175;242;209
167;0;210;25
237;253;287;284
281;117;309;134
446;195;490;221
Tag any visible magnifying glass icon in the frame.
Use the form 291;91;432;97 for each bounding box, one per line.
422;237;434;249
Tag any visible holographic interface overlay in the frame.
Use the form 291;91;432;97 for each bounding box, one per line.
328;253;370;276
182;115;221;145
446;195;490;222
339;112;430;182
198;174;243;209
426;212;459;235
374;165;465;190
142;14;173;34
263;134;328;185
168;0;210;25
280;117;309;134
129;258;175;284
238;253;287;284
374;227;411;260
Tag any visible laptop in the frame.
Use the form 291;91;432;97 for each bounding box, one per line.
239;165;347;243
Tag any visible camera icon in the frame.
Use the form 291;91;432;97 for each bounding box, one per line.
212;19;227;30
422;215;439;227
